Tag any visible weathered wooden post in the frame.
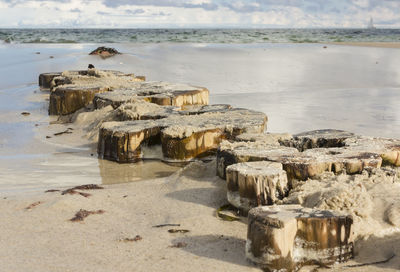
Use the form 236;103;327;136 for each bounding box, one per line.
246;205;354;272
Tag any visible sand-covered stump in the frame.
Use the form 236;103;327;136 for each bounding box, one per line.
217;130;399;180
217;141;299;179
98;108;267;162
46;69;145;115
49;85;111;115
235;132;292;144
39;72;62;89
94;82;209;109
345;136;400;167
246;205;354;272
281;129;355;151
226;161;288;212
116;101;178;121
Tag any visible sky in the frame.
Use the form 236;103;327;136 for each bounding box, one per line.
0;0;399;28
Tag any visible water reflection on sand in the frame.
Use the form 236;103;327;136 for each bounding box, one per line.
98;159;181;185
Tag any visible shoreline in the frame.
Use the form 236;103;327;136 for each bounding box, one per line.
328;41;400;48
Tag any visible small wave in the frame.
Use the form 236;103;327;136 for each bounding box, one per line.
56;39;77;43
23;39;56;44
0;28;398;44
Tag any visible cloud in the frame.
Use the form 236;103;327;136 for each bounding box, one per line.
102;0;218;10
0;0;400;27
125;8;145;15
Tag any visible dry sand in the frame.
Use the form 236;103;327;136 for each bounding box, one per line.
1;159;400;271
0;160;261;272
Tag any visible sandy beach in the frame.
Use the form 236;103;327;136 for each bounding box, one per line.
1;42;400;271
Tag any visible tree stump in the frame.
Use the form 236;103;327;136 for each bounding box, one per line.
246;205;354;272
235;132;292;144
216;141;299;179
94;82;209;109
98;120;161;162
345;136;400;167
217;131;394;181
98;108;267;162
49;85;110;115
116;102;178;121
47;69;144;115
226;161;288;212
281;129;355;151
38;72;62;89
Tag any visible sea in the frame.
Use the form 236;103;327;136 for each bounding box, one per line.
1;28;400;44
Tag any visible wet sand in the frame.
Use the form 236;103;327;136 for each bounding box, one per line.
330;42;400;48
1;42;400;271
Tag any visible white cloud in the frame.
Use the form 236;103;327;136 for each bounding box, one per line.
0;0;399;27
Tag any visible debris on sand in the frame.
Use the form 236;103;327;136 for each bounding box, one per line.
216;204;241;221
169;242;187;248
25;201;43;210
70;209;105;222
119;235;143;242
61;184;104;198
53;128;73;136
168;229;190;234
153;223;181;228
44;189;60;193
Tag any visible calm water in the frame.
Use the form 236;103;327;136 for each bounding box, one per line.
1;28;400;44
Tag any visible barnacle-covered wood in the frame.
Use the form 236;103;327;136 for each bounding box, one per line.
93;82;209;109
226;161;288;212
98;108;267;162
48;69;145;115
246;205;354;272
280;129;355;151
217;130;399;181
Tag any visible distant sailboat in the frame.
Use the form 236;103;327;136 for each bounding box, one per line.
368;17;376;29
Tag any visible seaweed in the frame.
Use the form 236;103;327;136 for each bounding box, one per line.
168;229;190;233
169;242;187;248
61;184;104;197
152;223;181;228
120;235;142;242
70;209;105;222
25;201;43;210
216;204;241;221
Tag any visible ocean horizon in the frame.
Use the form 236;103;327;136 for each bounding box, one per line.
1;28;400;44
